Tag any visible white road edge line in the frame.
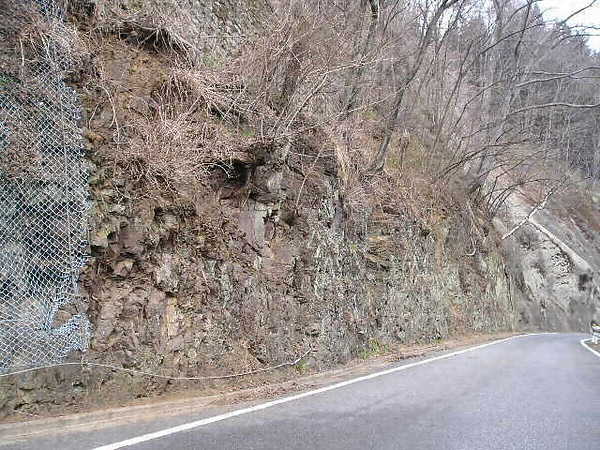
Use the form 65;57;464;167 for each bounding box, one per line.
92;333;554;450
580;338;600;358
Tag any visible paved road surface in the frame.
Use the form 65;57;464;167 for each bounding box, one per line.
2;334;599;450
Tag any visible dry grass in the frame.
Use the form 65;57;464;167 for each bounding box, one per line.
162;69;251;126
78;0;200;62
64;0;522;228
117;69;261;192
14;3;90;75
0;2;90;178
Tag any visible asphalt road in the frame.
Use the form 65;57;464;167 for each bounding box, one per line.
2;334;599;450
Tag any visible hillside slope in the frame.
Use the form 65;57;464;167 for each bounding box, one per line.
0;0;599;419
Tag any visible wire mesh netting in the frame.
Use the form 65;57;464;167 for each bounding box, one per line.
0;0;90;372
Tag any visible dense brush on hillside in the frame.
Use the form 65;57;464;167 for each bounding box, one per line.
63;0;600;215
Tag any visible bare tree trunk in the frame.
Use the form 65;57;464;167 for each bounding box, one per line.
344;0;379;117
592;123;600;187
368;0;461;173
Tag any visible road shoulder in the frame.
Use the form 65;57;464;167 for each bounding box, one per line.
0;332;519;441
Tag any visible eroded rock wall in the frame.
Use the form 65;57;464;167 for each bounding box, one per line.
498;188;600;331
0;0;521;419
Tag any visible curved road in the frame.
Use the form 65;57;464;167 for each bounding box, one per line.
3;334;599;449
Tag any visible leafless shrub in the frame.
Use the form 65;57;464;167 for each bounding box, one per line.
234;0;360;136
77;0;255;64
14;4;90;75
121;110;250;190
114;67;263;192
161;69;250;126
0;2;90;178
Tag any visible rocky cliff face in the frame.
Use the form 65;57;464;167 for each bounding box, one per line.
0;130;517;417
1;0;598;420
497;186;600;331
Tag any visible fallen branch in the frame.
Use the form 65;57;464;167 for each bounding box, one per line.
501;183;561;240
507;102;600;118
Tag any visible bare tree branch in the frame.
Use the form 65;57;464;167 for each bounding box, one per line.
516;67;600;88
556;0;598;26
507;102;600;118
501;181;564;240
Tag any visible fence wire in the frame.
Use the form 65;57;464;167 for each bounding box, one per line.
0;0;90;372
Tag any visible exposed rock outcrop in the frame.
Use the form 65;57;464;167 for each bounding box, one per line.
2;0;599;421
498;188;600;331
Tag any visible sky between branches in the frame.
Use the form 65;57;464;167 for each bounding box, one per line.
541;0;600;50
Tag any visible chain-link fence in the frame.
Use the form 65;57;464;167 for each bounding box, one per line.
0;0;90;372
